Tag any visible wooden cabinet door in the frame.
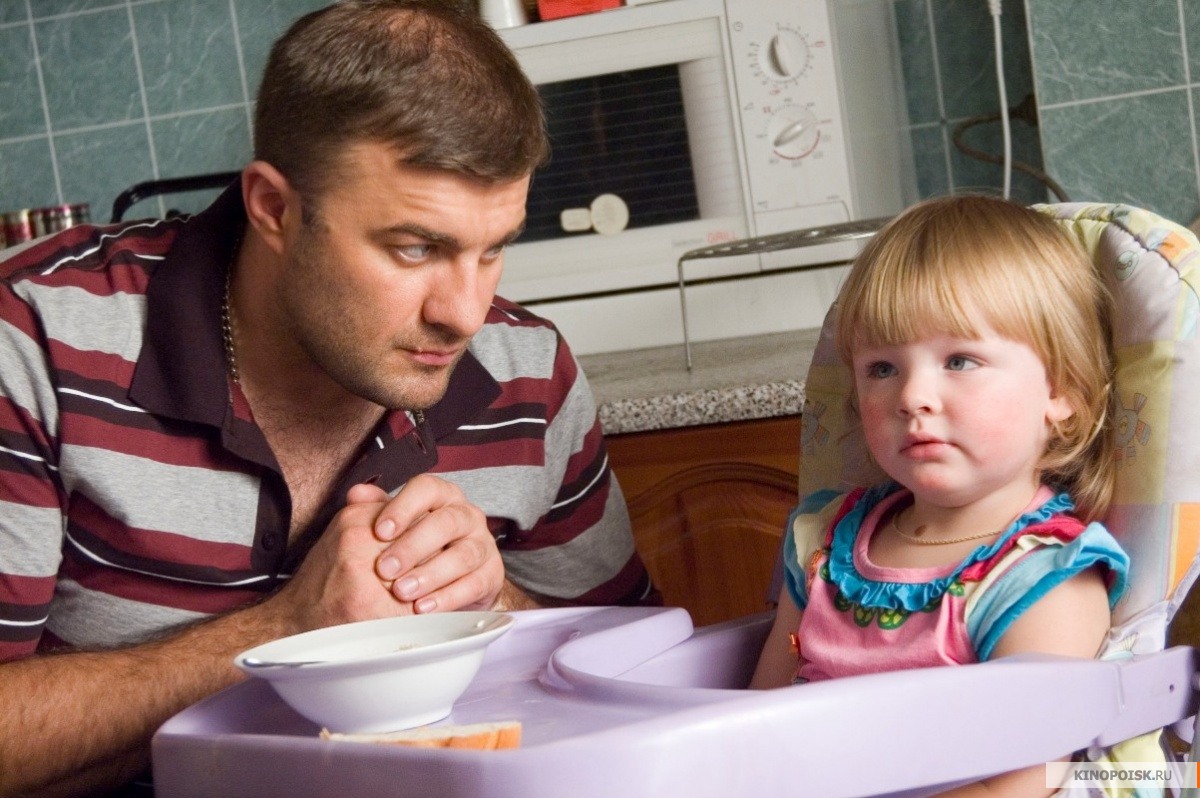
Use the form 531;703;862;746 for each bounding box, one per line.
607;416;801;626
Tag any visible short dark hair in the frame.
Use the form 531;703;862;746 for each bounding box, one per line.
254;0;549;198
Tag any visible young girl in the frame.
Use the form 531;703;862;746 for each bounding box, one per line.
751;195;1130;796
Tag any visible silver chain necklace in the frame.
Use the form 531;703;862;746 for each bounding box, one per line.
221;263;240;384
220;256;425;428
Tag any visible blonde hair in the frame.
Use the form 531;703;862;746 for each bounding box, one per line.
834;195;1116;521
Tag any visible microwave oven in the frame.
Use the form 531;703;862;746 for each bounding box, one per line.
497;0;915;354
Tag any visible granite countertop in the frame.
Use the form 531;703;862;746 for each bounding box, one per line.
578;328;819;435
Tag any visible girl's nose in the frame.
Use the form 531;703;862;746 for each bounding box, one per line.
897;371;940;417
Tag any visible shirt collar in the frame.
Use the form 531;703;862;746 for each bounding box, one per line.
129;181;244;426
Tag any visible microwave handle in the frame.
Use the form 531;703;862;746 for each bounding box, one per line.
676;216;892;370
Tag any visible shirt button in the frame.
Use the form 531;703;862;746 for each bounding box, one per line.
261;532;280;551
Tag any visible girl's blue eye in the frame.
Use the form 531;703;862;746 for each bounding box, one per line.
867;361;896;379
946;355;978;371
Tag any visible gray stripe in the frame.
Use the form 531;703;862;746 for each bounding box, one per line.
16;283;147;362
46;578;208;649
469;322;558;382
0;501;64;577
439;464;557;530
0;317;61;439
501;484;635;600
61;444;259;544
542;363;598;507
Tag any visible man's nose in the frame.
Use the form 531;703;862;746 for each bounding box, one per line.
423;260;491;338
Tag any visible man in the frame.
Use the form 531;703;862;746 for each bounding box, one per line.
0;2;655;794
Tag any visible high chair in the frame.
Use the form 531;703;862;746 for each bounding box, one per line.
788;200;1200;795
151;203;1200;798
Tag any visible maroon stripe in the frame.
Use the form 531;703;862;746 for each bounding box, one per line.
61;556;267;615
0;639;37;660
70;492;257;573
0;466;60;508
61;412;237;469
545;337;578;420
433;436;545;472
0;572;56;608
51;343;137;388
478;388;549;415
487;382;564;435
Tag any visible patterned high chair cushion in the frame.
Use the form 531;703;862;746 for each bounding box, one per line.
797;203;1200;642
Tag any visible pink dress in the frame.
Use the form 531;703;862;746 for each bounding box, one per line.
783;484;1128;683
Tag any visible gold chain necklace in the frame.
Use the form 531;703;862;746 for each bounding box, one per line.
889;508;1009;546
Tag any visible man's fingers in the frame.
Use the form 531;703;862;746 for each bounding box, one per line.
371;474;465;542
397;538;505;613
346;482;389;505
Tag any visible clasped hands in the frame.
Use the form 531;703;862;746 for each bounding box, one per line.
276;474;505;631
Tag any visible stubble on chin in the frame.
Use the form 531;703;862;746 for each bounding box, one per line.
362;349;467;412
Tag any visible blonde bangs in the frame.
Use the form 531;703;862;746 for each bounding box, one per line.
835;196;1082;366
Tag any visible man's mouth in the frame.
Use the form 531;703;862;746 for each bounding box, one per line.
408;347;461;367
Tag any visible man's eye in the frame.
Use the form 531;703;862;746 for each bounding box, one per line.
866;362;896;379
946;355;978;371
396;244;433;262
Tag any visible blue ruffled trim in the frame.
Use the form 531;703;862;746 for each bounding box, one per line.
824;484;1076;612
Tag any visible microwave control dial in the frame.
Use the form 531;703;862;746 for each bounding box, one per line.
756;28;811;82
767;105;821;159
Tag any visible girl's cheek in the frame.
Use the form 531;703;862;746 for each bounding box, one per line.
856;390;889;427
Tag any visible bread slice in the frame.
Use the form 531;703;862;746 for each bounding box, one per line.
320;720;522;750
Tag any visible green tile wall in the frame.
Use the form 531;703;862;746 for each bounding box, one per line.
1027;0;1200;225
0;0;327;222
4;0;1044;224
893;0;1049;205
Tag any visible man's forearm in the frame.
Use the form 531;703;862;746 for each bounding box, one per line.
0;601;291;797
491;579;545;612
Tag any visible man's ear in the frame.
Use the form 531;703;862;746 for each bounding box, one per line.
242;161;299;257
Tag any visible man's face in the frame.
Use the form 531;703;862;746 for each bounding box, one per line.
279;141;529;410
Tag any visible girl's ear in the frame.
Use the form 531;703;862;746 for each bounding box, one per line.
1046;390;1076;425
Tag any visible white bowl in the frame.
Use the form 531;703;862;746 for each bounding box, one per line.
234;611;514;733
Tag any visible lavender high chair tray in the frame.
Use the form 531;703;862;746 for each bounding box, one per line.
152;606;1197;798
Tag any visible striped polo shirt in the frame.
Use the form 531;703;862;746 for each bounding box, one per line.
0;186;655;661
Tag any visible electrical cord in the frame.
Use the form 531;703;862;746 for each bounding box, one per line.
951;94;1072;202
988;0;1012;199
